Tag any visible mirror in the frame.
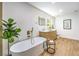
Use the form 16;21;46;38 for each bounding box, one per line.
38;17;45;26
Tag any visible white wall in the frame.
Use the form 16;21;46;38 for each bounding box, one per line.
55;12;79;40
3;2;55;55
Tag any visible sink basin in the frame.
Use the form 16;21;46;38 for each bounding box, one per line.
40;29;56;32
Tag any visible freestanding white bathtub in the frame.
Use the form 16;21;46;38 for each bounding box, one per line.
10;37;46;56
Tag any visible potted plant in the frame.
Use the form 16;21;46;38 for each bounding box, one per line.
2;18;21;56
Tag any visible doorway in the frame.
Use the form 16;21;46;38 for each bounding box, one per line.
0;2;2;56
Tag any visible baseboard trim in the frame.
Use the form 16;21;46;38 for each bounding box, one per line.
58;35;79;41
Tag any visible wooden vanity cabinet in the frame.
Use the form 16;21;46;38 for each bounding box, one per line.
39;31;57;40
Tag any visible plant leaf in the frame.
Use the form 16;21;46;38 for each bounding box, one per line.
8;38;14;43
3;23;7;27
3;31;8;39
15;28;21;32
12;22;16;25
8;18;14;24
10;26;16;30
2;20;8;24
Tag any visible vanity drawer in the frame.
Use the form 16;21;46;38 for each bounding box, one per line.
39;32;49;38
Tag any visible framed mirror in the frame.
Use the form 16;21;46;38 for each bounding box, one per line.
63;19;71;29
38;17;45;26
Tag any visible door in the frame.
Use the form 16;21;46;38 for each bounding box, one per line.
0;2;2;56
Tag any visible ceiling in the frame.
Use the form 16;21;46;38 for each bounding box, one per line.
29;2;79;16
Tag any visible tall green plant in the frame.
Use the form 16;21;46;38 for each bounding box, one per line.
3;18;21;43
2;18;21;55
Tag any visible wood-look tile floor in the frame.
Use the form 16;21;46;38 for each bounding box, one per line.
42;37;79;56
